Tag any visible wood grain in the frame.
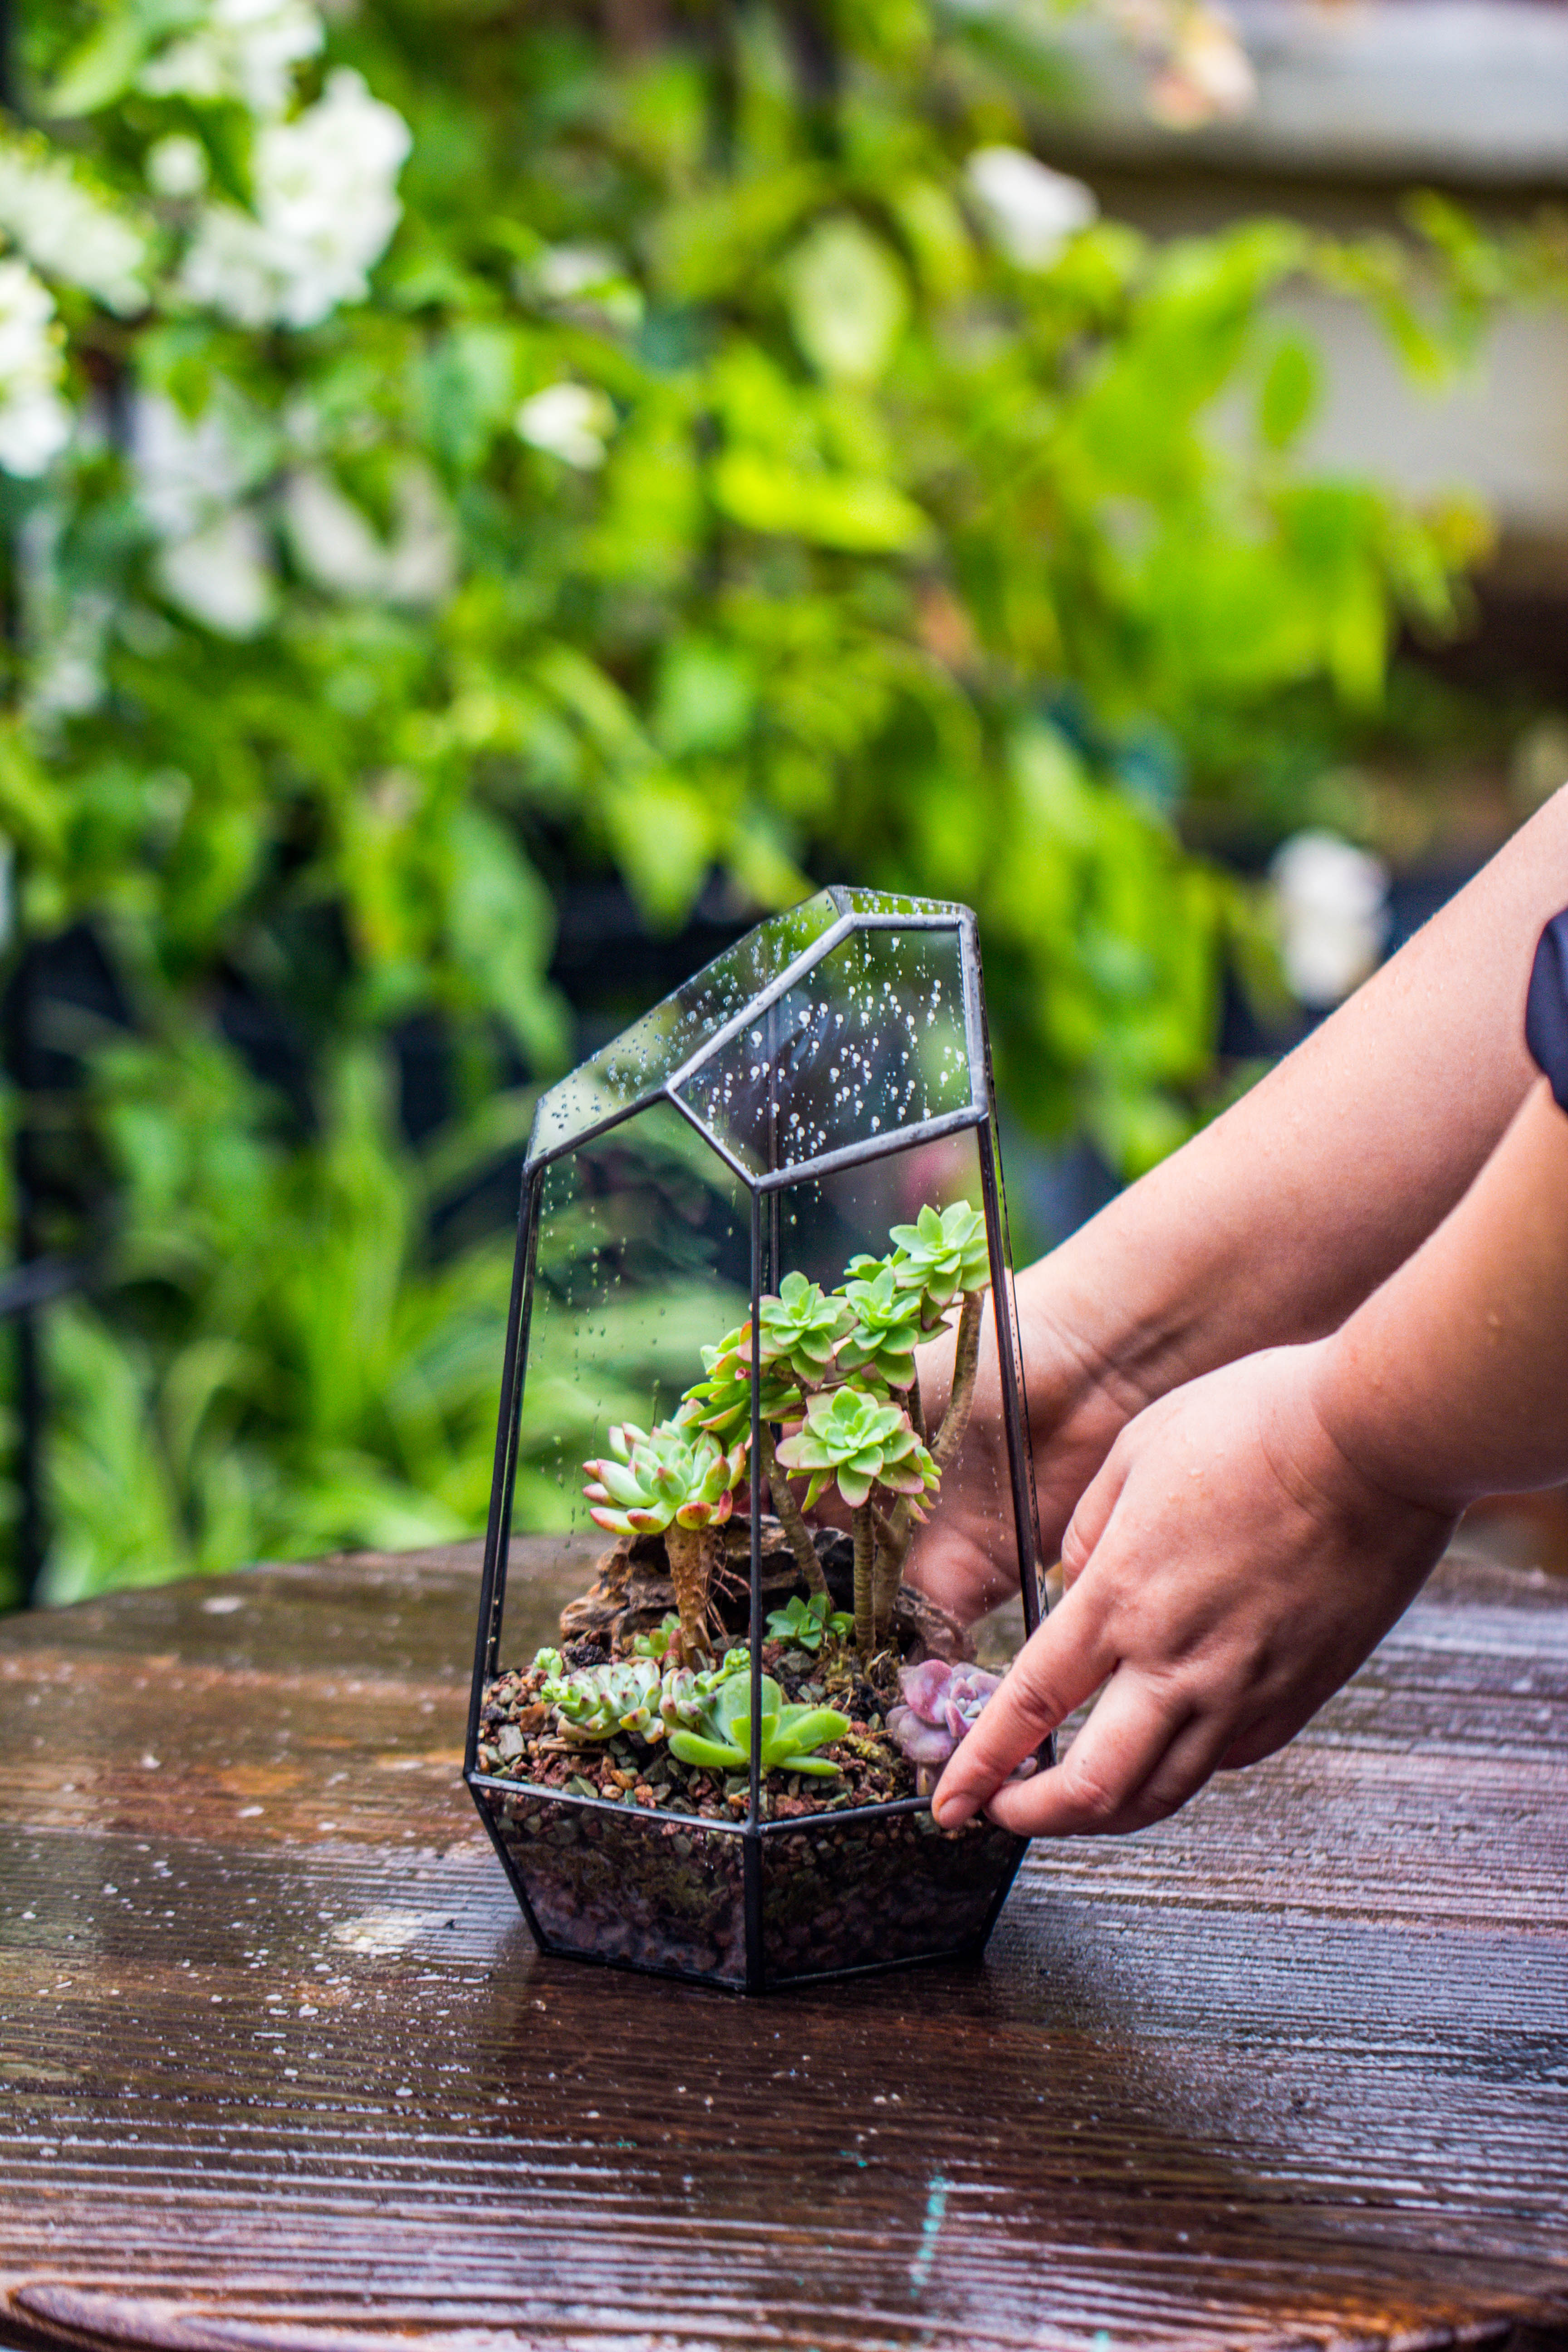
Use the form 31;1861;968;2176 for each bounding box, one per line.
1;1531;1566;2352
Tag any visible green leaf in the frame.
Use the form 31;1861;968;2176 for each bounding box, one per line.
446;806;570;1070
784;216;910;385
711;448;928;551
1259;334;1318;451
603;772;716;927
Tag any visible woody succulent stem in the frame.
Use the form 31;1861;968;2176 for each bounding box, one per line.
932;1290;984;1475
664;1524;718;1664
853;1503;876;1657
759;1423;828;1598
871;1498;911;1646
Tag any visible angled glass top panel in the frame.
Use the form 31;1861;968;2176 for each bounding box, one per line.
674;921;974;1178
528;889;845;1161
829;887;967;923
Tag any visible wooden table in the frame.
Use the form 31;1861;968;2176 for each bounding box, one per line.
2;1531;1567;2352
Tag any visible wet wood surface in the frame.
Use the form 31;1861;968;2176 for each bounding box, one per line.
2;1528;1567;2352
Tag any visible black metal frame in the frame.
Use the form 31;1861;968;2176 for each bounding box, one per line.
465;888;1045;1993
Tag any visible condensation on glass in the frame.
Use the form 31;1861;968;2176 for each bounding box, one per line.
466;887;1045;1993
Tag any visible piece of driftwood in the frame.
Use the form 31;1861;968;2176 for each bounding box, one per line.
1;1528;1567;2352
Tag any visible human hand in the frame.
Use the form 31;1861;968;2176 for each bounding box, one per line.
906;1263;1158;1630
931;1343;1455;1836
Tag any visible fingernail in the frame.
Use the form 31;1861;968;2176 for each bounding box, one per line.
932;1793;975;1828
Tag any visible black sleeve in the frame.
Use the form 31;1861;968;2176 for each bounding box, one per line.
1526;909;1568;1114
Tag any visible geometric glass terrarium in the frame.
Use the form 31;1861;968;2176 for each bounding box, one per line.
465;887;1047;1993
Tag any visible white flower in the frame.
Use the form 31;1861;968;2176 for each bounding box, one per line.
139;0;324;118
0;140;149;317
282;461;455;605
1270;830;1390;1009
156;510;277;637
527;241;641;330
537;244;622;301
515;382;614;469
964;146;1098;271
131;392;257;540
147;135;209;201
131;391;277;635
0;260;70;478
180;68;411;329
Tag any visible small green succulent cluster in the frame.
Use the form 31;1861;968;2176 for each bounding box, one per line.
537;1644;749;1744
666;1671;851;1779
531;1640;850;1780
765;1591;853;1651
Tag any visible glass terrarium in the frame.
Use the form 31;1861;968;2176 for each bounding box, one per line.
465;888;1047;1993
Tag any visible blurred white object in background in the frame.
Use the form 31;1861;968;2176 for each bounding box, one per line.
180;68;410;330
964;147;1099;269
283;462;456;605
0;259;70;478
132;392;277;637
157;512;277;638
139;0;324;119
1270;828;1390;1008
146;135;210;200
515;383;616;470
0;143;150;317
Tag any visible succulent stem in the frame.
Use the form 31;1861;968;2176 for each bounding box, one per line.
852;1502;876;1656
759;1422;828;1597
932;1289;984;1475
664;1524;716;1664
871;1496;911;1645
909;1370;926;1442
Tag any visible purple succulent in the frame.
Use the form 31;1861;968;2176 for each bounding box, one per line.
887;1658;1038;1780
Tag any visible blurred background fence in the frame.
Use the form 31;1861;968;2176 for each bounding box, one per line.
1;0;1565;1607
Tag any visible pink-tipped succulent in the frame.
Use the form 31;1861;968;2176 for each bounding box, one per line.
583;1419;743;1662
887;1657;1039;1787
582;1418;742;1538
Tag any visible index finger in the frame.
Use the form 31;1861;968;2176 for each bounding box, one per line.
930;1578;1116;1828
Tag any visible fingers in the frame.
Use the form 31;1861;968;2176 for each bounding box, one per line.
983;1683;1239;1837
931;1581;1116;1827
1058;1437;1130;1590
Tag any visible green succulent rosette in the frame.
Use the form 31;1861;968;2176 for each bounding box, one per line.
756;1270;851;1386
540;1655;664;1741
666;1670;848;1778
582;1418;743;1539
678;1327;803;1447
887;1201;990;1316
834;1263;925;1389
774;1386;939;1513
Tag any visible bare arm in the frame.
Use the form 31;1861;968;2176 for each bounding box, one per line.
914;786;1568;1620
1034;785;1568;1415
1315;1077;1568;1507
931;1077;1568;1839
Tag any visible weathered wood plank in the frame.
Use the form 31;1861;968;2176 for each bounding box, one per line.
1;1536;1566;2352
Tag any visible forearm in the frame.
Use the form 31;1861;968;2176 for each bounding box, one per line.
1022;787;1568;1416
1312;1078;1568;1509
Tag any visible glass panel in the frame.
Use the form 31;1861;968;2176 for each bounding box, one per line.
760;1809;1023;1983
769;1127;1036;1640
833;887;966;921
529;887;846;1160
675;923;975;1178
510;1098;751;1551
478;1788;748;1984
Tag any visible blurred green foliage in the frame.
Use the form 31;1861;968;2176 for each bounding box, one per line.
0;0;1526;1601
